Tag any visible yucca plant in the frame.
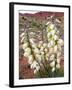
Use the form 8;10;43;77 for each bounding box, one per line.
20;15;64;78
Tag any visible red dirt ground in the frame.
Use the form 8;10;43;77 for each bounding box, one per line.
19;56;35;79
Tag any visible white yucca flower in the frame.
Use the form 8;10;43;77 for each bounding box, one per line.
49;24;54;29
35;54;42;62
55;18;61;23
56;30;59;35
52;67;55;72
56;64;60;69
44;48;48;53
34;69;37;74
22;42;29;49
58;45;62;51
38;41;43;48
34;48;40;54
54;45;58;53
48;43;51;48
45;57;49;61
53;35;59;40
50;40;55;46
47;33;51;38
24;52;31;57
51;30;56;35
43;43;47;48
41;51;44;55
45;53;49;57
57;52;61;58
32;44;37;49
25;47;31;54
49;47;54;54
58;39;64;46
21;36;25;43
39;41;43;45
30;32;35;35
50;61;55;67
41;54;44;60
50;54;55;61
46;22;50;25
40;46;44;51
20;32;25;38
30;61;39;69
36;66;40;71
57;58;61;64
29;38;35;44
45;54;49;61
34;66;40;74
28;55;34;64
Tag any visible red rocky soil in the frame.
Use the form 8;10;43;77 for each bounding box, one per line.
19;56;35;79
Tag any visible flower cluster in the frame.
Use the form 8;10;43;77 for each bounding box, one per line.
46;22;64;72
20;32;41;74
20;21;64;75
